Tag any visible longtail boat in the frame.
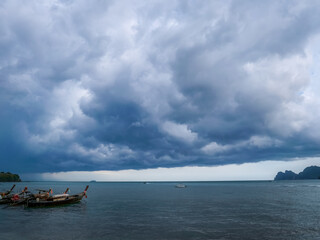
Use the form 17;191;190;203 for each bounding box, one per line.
7;187;30;206
0;185;16;204
0;184;16;197
32;189;53;199
51;188;69;199
26;186;89;207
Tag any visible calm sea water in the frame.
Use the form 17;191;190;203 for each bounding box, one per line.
1;181;320;240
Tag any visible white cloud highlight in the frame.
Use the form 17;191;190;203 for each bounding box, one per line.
162;121;198;143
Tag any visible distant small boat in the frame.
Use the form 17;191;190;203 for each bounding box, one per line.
175;184;186;188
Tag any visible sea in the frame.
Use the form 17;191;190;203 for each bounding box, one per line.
1;180;320;240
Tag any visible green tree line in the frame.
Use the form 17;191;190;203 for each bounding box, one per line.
0;172;21;182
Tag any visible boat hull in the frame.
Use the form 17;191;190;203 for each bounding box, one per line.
0;198;12;205
26;194;84;208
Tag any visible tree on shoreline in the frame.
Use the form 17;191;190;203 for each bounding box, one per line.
0;172;21;182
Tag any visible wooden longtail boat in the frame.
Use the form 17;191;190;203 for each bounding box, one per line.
6;187;30;206
0;184;16;197
9;188;53;206
31;189;53;199
0;185;16;204
26;186;89;207
52;188;69;199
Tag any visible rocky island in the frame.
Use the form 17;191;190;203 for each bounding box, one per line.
0;172;21;182
274;166;320;180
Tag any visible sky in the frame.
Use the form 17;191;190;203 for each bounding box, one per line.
1;0;320;180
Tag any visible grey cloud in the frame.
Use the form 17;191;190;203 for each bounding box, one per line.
1;0;320;173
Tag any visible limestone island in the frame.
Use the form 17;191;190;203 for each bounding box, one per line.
274;166;320;180
0;172;21;182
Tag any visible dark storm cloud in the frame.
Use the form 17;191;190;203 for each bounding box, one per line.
1;0;320;173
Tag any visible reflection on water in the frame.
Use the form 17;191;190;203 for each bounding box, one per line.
1;181;320;240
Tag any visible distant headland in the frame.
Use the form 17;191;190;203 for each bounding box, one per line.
274;166;320;180
0;172;21;182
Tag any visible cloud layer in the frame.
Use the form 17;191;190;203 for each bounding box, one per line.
1;0;320;173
